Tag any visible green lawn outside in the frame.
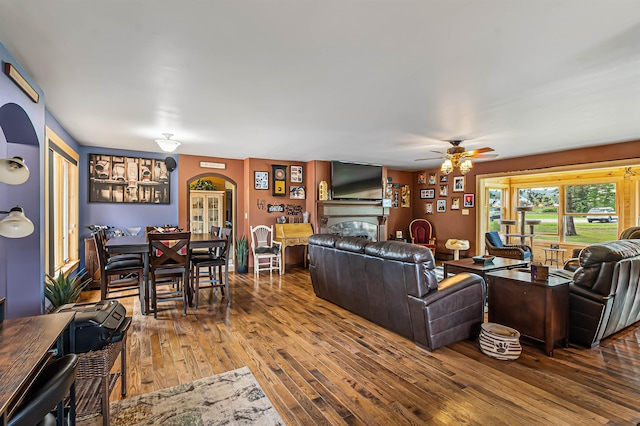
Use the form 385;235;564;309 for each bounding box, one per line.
490;211;619;244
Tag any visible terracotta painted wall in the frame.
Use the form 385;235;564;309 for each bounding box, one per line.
386;170;414;240
412;139;640;258
177;155;316;267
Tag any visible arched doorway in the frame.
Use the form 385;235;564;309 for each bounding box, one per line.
186;173;237;267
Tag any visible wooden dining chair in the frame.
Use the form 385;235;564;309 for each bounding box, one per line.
250;225;282;276
190;227;232;307
94;231;144;301
148;232;191;318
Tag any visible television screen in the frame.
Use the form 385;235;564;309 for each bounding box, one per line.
331;161;383;200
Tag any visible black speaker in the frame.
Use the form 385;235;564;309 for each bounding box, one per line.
164;157;177;172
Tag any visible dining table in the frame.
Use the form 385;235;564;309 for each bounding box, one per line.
105;232;227;315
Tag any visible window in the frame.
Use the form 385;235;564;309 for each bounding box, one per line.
46;128;79;276
564;183;618;244
516;186;559;238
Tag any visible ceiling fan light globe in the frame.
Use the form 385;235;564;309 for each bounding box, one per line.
441;159;453;175
460;159;473;174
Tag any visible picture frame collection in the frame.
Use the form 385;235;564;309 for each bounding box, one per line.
418;171;474;213
255;165;305;199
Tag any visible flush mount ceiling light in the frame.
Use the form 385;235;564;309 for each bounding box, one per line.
155;133;181;153
0;157;30;185
0;206;35;238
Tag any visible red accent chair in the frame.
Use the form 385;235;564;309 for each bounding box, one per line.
409;219;436;256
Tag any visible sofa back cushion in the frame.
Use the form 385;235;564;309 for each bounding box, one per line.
365;241;438;295
573;239;640;295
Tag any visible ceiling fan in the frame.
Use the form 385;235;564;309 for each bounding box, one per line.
415;140;498;174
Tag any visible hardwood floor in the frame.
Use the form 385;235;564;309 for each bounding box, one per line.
83;268;640;425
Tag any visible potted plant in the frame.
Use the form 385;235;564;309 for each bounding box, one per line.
45;268;92;310
235;234;248;274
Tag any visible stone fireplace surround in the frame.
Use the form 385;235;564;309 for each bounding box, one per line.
317;200;389;241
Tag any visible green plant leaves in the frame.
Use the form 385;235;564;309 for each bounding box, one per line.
45;268;92;309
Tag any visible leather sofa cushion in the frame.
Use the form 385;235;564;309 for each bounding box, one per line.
365;241;433;264
308;234;339;248
335;237;371;253
580;239;640;267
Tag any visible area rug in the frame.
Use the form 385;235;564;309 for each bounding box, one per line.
109;367;284;425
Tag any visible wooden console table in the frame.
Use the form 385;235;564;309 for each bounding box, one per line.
275;223;313;274
0;312;76;425
486;269;571;356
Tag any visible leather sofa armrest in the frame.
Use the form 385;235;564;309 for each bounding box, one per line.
570;283;611;303
422;273;485;304
407;272;484;351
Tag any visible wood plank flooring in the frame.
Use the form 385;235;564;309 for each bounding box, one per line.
81;267;640;425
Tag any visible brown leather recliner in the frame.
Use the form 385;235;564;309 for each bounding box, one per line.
308;234;485;351
566;239;640;347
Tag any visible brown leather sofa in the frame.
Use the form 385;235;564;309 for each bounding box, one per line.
308;234;485;351
566;239;640;347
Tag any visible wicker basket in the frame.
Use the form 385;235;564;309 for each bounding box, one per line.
75;338;126;425
479;322;522;360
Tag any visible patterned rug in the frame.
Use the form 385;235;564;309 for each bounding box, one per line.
106;367;284;426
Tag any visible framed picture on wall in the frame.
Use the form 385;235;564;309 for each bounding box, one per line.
290;185;305;199
463;193;475;207
254;171;269;190
272;165;287;196
428;173;437;185
425;202;434;214
437;199;446;212
439;184;448;197
453;176;465;192
88;154;170;204
290;165;303;183
452;197;461;210
420;188;435;199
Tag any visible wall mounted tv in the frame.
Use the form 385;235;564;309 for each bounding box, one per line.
331;161;383;200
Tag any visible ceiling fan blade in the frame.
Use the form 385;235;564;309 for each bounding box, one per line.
468;147;494;155
415;156;444;161
472;153;500;159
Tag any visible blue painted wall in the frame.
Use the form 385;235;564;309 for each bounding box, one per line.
0;42;46;318
78;146;178;267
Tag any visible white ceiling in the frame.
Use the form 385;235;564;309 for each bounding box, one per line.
1;1;639;170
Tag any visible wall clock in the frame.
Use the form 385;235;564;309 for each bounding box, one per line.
272;165;287;196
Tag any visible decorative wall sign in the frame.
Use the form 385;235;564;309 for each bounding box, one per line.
463;194;475;207
437;199;446;212
453;176;465;192
420;188;435;199
267;203;285;213
255;171;269;190
272;165;287;196
290;185;305;199
4;63;39;103
290;165;303;183
89;154;170;203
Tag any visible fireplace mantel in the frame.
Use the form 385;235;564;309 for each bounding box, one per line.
317;200;389;241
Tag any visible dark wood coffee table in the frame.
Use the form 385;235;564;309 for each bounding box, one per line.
442;257;530;283
486;269;571;356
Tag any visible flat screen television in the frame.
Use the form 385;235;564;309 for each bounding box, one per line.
331;161;383;200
